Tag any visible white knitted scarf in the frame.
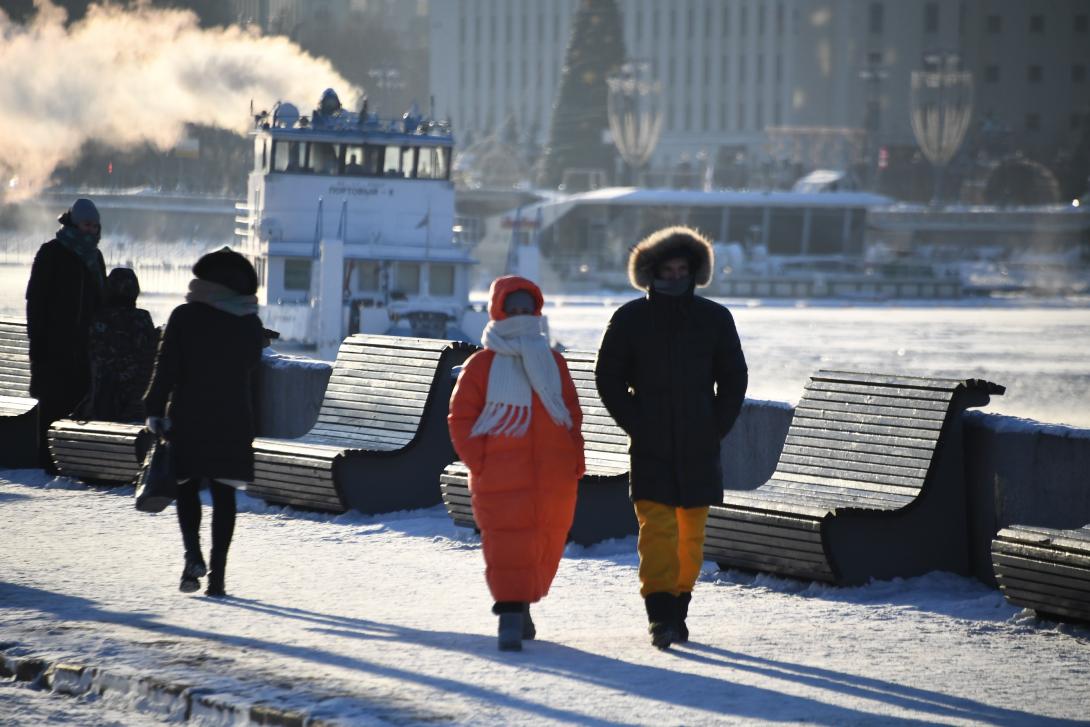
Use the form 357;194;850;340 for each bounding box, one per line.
470;315;573;437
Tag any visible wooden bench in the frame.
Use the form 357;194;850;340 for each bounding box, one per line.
0;317;39;469
247;334;477;514
440;349;638;546
705;370;1004;585
48;420;150;485
991;524;1090;623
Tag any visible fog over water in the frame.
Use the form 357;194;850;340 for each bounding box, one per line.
0;2;358;199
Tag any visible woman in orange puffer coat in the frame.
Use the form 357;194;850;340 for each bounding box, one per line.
448;276;585;651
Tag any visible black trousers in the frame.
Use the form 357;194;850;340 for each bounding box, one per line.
175;478;237;574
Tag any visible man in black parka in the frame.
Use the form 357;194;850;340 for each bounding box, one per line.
595;225;748;649
25;198;107;470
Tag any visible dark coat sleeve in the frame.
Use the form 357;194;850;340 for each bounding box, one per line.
594;306;639;434
143;308;181;419
713;308;748;438
24;244;55;384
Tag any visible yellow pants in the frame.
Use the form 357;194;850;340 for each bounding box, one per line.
634;500;709;598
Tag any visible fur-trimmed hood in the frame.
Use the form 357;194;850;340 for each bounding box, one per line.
627;226;714;291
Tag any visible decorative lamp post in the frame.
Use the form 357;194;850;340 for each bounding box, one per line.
859;57;888;189
606;60;664;186
910;51;973;205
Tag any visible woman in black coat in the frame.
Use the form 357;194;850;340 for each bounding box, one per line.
144;247;265;597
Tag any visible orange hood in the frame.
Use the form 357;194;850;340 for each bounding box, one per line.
486;275;544;321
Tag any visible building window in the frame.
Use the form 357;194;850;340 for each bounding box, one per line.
1073;65;1087;83
776;2;785;35
1076;14;1088;33
1025;113;1040;131
869;3;884;34
984;65;1000;83
687;4;694;38
757;54;764;83
1072;114;1083;131
986;14;1001;33
1027;65;1043;83
1029;14;1044;33
706;5;713;37
924;2;939;33
283;259;312;291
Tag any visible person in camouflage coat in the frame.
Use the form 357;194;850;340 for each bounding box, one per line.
81;268;157;422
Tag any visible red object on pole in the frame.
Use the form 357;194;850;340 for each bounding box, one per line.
107;162;113;175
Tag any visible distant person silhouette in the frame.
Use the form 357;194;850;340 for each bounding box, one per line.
80;267;157;422
25;197;107;471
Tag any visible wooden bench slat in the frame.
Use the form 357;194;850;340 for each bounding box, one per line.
805;380;954;402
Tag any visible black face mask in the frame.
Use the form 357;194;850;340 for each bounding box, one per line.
651;275;692;296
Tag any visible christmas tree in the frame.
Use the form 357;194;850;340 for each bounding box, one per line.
539;0;625;189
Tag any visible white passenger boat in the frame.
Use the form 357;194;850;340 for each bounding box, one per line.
235;90;484;356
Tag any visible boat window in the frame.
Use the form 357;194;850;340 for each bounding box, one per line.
356;261;380;291
429;264;455;296
395;262;421;294
272;140;307;173
383;145;404;177
283;259;312;290
307;142;342;175
401;147;415;177
256;138;268;172
416;147;435;179
415;147;450;180
343;144;381;176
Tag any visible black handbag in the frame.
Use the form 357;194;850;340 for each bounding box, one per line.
134;437;177;513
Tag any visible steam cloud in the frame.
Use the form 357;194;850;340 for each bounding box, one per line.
0;1;360;200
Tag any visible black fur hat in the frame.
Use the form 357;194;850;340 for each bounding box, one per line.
193;247;258;295
627;225;714;290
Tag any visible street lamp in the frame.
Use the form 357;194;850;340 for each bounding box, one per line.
606;60;664;186
911;50;973;206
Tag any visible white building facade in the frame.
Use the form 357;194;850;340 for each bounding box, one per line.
428;0;800;170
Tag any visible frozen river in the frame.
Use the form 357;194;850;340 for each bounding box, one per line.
3;256;1089;429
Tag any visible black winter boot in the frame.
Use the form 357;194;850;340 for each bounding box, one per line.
675;592;692;643
204;571;226;598
497;613;523;651
644;592;678;650
179;553;207;594
522;603;536;640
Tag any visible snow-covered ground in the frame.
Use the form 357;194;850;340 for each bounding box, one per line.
2;470;1089;726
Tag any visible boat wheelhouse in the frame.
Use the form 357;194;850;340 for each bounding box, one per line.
236;92;481;354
